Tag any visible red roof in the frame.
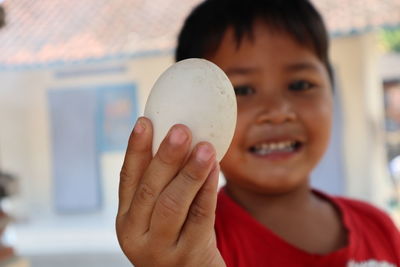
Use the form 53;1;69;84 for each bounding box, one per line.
313;0;400;36
0;0;399;68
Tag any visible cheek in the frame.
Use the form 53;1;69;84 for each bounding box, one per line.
304;97;333;150
220;111;249;166
230;108;250;144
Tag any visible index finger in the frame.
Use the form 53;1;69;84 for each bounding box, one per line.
118;117;153;216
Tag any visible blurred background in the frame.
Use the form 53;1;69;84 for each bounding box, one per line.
0;0;399;266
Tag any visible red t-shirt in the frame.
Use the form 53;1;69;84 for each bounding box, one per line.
215;188;400;267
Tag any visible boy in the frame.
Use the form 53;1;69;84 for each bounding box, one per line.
116;0;400;266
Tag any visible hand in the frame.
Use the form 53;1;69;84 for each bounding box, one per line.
116;117;226;267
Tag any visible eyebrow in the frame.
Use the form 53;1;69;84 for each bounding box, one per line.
225;66;258;76
224;62;321;76
284;62;320;72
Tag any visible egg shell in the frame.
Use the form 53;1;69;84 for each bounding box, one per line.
144;58;237;161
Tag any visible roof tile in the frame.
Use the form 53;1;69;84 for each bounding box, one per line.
0;0;399;67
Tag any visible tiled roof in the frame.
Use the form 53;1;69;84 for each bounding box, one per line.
0;0;399;68
313;0;400;36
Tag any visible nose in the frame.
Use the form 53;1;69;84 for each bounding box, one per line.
255;92;297;124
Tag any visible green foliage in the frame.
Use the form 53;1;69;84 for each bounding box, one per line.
380;27;400;53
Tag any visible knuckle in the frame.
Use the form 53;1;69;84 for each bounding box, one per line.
156;140;188;166
188;201;210;222
136;182;157;204
119;168;127;179
180;168;202;184
158;192;182;217
157;148;177;165
133;138;152;153
119;167;133;185
128;132;151;153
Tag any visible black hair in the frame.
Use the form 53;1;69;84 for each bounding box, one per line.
176;0;334;85
0;5;5;28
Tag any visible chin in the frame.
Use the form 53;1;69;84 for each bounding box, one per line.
225;173;310;196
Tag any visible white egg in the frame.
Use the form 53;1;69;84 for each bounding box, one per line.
144;58;237;161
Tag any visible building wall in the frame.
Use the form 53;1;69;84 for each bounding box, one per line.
0;53;174;254
330;32;392;208
0;33;396;253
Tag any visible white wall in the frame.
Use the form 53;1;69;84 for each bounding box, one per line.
0;53;174;254
330;32;392;208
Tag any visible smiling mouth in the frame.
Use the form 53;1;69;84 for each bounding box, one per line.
249;141;303;156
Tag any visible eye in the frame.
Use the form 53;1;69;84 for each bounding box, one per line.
234;86;255;96
288;80;315;91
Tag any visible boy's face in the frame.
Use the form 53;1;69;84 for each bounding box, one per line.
208;20;333;195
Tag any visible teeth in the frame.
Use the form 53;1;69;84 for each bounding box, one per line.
251;141;298;155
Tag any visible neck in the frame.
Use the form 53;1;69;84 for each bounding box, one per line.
224;180;348;254
224;180;319;224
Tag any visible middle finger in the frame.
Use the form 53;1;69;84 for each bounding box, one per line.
129;124;192;235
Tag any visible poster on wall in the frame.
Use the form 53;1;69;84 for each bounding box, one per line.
96;84;138;152
48;83;138;213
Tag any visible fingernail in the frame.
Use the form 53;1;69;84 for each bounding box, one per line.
196;144;214;162
169;127;187;145
134;119;145;134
